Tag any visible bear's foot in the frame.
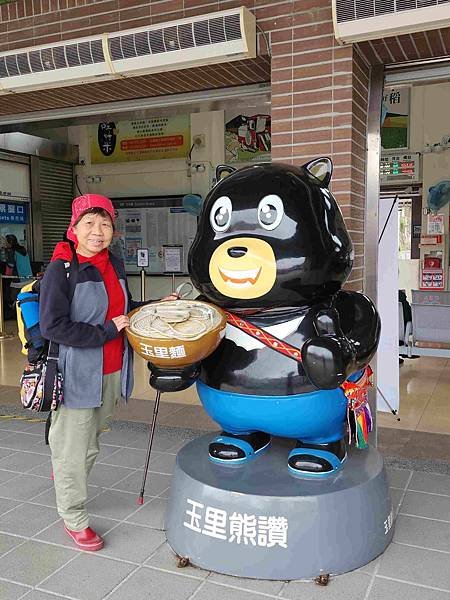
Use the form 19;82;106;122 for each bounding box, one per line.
288;439;346;478
209;431;271;465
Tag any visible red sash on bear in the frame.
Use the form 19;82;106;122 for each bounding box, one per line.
225;311;373;449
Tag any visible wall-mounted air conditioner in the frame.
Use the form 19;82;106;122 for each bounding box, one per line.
0;6;256;94
333;0;450;44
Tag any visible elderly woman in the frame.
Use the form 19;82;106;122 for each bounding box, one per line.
39;194;176;551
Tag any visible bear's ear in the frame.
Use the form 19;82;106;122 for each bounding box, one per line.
302;157;333;187
215;164;236;183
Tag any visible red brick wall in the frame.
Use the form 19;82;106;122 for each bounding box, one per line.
0;0;370;289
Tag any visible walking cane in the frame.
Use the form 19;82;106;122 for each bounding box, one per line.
137;389;162;505
136;281;193;505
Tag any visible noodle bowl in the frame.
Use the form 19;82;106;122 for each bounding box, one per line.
126;300;227;368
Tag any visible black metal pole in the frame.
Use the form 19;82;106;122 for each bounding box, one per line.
137;390;162;505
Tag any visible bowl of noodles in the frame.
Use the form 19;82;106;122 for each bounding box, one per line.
125;300;227;368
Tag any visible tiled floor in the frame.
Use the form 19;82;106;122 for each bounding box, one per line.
0;415;449;600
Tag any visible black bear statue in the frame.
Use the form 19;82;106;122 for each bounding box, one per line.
151;159;380;478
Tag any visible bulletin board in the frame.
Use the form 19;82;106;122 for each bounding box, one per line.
112;196;198;275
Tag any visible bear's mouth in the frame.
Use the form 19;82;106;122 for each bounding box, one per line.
218;266;262;287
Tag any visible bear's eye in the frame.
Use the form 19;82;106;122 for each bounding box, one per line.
258;195;284;230
210;196;232;232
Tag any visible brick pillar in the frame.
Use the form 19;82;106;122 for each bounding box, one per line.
267;0;370;292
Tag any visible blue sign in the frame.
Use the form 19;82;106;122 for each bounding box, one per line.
0;202;27;224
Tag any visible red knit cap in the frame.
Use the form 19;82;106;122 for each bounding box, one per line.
67;194;115;242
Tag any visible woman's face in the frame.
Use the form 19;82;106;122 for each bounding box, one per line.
73;213;114;257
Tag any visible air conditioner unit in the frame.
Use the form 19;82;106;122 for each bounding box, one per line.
333;0;450;44
0;6;256;95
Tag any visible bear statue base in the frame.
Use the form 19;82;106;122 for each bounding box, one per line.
165;434;394;580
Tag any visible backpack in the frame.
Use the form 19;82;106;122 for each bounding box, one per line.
17;248;78;416
16;250;78;363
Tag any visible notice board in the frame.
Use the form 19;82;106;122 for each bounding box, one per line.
112;196;197;275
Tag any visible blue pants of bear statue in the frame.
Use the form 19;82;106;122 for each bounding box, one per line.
196;380;348;444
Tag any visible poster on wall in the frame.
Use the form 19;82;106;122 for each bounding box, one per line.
427;213;444;235
381;87;409;150
113;197;197;275
90;116;191;164
0;161;30;202
225;112;271;163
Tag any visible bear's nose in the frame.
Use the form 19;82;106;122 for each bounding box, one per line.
227;246;248;258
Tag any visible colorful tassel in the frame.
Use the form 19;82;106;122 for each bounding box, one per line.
342;366;373;450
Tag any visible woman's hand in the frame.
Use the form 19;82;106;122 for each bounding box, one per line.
112;315;130;332
160;293;180;302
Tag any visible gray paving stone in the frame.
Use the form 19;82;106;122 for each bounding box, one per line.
386;467;412;489
194;582;278;600
0;503;58;537
99;430;140;447
27;442;51;456
0;469;18;485
31;483;102;509
26;463;53;478
128;433;179;452
98;447;147;469
108;566;203;600
377;541;450;590
0;448;15;460
0;433;43;451
145;542;210;579
149;452;177;474
390;487;404;516
35;516;119;548
21;592;67;600
86;489;146;521
126;497;167;530
96;444;123;463
394;514;450;552
0;540;76;586
208;571;285;595
400;490;450;521
0;532;26;557
0;452;50;474
0;474;53;502
282;571;372;598
0;579;29;600
356;555;381;575
112;470;171;496
102;523;165;563
88;463;135;488
40;553;135;600
0;497;20;515
408;472;450;496
368;577;450;600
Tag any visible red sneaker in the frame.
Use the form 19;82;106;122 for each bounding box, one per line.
64;526;104;551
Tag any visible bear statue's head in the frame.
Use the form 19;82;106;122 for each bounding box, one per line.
188;159;353;309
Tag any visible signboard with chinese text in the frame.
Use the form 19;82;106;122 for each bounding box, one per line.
0;202;28;224
90;116;191;164
381;87;409;150
112;196;197;275
420;268;444;290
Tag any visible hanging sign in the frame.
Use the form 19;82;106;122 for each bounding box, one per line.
381;87;409;150
0;202;27;224
420;268;444;290
91;116;191;164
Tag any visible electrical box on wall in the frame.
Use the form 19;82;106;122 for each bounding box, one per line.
380;151;421;185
